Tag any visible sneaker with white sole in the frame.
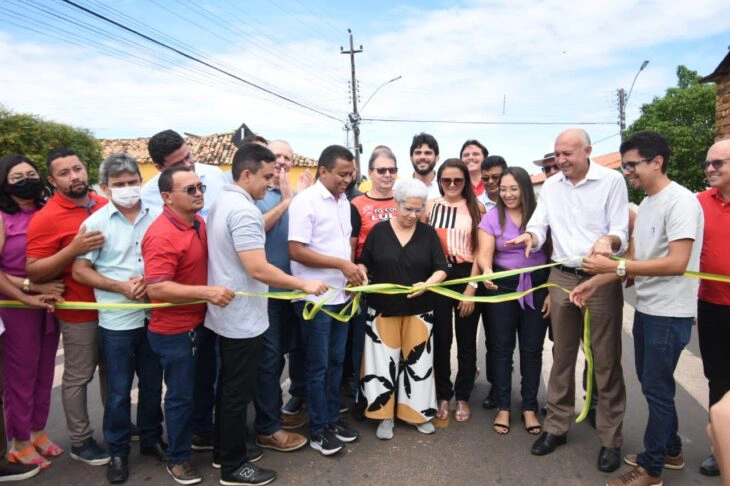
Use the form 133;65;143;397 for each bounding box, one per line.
376;419;394;440
414;421;435;435
70;437;111;466
328;420;359;443
309;429;344;456
219;462;276;486
166;461;201;485
281;396;304;415
624;452;684;470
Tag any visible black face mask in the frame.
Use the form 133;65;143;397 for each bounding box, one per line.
7;178;44;200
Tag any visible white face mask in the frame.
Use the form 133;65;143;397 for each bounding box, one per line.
110;185;141;208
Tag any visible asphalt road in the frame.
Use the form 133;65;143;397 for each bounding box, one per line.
27;304;724;486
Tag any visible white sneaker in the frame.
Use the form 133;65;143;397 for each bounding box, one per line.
376;419;394;440
414;421;435;434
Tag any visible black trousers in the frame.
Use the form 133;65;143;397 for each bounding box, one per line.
433;263;481;401
697;299;730;408
214;334;263;475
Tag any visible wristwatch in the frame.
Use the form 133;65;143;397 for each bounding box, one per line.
22;278;31;293
616;260;627;277
468;282;479;289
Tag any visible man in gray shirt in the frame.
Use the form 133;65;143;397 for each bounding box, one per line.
572;131;704;486
205;143;327;486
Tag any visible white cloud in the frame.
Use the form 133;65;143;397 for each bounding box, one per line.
0;0;728;175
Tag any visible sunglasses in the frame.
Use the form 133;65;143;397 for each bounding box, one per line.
172;183;207;196
441;177;465;187
374;167;398;175
541;164;559;174
481;174;501;183
621;158;651;172
701;157;730;171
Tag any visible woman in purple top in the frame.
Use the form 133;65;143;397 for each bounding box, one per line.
477;166;549;436
0;155;65;469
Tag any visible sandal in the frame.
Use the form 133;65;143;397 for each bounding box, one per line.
455;400;471;422
435;399;449;420
8;444;51;469
33;433;64;457
521;411;542;435
493;410;510;435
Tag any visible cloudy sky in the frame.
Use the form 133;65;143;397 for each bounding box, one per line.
1;0;728;175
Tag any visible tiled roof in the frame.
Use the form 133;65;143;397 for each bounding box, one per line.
99;132;317;168
530;151;621;184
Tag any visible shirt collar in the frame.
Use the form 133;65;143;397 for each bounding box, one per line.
223;184;255;203
52;191;104;210
314;179;346;202
162;205;202;232
557;159;600;186
108;201;151;223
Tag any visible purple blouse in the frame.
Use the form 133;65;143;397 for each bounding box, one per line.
478;208;548;309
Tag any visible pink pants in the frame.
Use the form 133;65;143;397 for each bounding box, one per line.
0;308;60;441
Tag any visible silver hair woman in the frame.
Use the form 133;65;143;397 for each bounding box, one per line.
356;176;448;440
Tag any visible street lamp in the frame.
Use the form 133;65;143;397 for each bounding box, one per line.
626;60;649;105
360;75;402;113
619;60;649;136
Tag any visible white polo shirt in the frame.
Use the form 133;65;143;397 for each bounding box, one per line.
288;180;352;305
526;161;629;266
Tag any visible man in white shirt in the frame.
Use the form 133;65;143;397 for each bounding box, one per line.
288;145;367;456
508;128;629;472
410;133;442;200
141;129;228;221
571;131;703;486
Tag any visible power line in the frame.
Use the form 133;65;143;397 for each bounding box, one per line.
58;0;344;124
361;117;617;126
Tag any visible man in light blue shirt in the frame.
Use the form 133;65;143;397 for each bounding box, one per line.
140;129;227;221
72;153;165;484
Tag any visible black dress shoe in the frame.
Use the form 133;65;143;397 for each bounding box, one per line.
107;456;129;484
598;446;621;472
482;389;497;410
140;441;168;462
700;454;720;476
530;432;567;456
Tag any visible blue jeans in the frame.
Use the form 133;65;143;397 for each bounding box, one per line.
350;299;367;398
100;326;163;457
293;301;348;437
633;311;692;477
254;299;299;435
147;325;206;464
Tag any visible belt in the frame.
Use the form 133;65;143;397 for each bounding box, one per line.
556;264;589;277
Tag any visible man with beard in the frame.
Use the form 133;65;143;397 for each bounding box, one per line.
26;148;110;466
480;155;507;212
410;133;442;200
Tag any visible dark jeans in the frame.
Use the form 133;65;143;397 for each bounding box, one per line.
486;272;548;411
100;326;163;458
633;311;691;477
288;348;306;399
192;325;216;440
293;301;348;437
215;334;263;475
433;263;480;401
254;299;299;435
349;298;367;398
478;288;494;390
697;299;730;408
147;325;209;464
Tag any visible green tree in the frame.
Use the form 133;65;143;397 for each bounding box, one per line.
624;65;716;203
0;104;103;183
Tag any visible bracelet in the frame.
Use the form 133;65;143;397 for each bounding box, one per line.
22;278;31;293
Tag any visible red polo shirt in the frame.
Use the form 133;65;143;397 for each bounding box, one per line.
142;206;208;335
698;188;730;305
26;191;108;323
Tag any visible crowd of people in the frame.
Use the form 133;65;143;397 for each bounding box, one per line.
0;126;727;486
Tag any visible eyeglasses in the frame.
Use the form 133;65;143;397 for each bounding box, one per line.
621;158;652;172
481;174;501;183
400;205;425;214
374;167;398;175
441;177;465;187
701;157;730;171
171;183;206;196
541;164;559;174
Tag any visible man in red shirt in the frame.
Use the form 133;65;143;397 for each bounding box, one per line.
142;166;234;485
25;148;109;466
697;139;730;477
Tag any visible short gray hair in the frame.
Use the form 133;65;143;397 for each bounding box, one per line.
394;178;428;204
367;145;397;169
99;153;141;185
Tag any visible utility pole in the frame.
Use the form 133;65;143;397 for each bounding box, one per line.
617;88;626;137
341;29;362;166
